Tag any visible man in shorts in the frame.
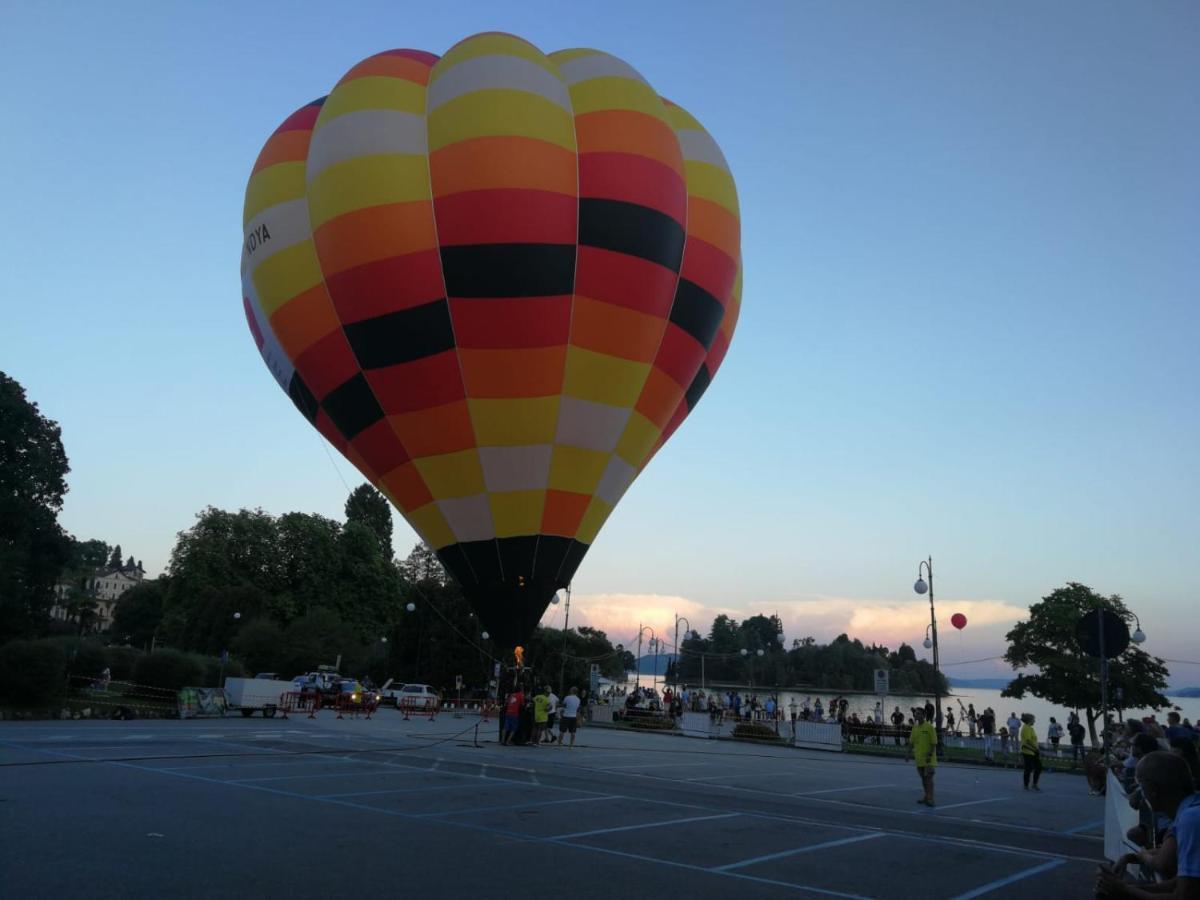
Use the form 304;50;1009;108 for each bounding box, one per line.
545;686;559;744
558;686;581;748
532;686;549;747
501;687;524;746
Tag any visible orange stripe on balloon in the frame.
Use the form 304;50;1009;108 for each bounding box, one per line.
433;189;576;246
387;400;477;458
313;201;438;277
252;130;311;175
541;490;591;537
268;284;341;360
573;111;684;178
570;296;664;363
459;346;567;398
429;137;576;197
336;53;434;86
686;198;740;261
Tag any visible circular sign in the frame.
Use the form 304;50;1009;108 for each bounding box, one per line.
1076;609;1131;659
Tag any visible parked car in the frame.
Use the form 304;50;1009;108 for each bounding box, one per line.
394;683;438;711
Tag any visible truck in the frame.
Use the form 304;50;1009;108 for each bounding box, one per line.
223;675;296;718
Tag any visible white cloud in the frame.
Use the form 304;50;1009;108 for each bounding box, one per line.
543;591;1028;655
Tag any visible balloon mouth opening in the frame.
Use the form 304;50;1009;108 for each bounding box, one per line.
465;577;566;648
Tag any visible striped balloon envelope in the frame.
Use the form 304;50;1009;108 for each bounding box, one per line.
241;33;741;647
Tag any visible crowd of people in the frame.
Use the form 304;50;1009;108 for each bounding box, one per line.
1093;713;1200;897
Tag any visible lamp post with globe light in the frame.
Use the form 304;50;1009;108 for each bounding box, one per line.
552;586;572;696
635;626;656;691
672;614;691;690
740;646;765;688
913;557;943;752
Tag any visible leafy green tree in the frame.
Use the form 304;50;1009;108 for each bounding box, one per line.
112;579;167;649
344;483;393;561
399;542;445;585
1002;582;1170;744
231;617;285;675
108;544;123;569
70;538;111;571
0;372;72;642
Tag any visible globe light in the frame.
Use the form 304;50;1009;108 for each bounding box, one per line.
740;648;748;657
551;593;561;605
481;631;489;641
1132;628;1146;644
914;578;928;595
776;633;785;645
406;602;416;613
756;649;764;657
233;612;241;620
923;637;933;650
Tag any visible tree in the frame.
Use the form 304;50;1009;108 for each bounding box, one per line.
112;579;167;649
1002;582;1170;744
345;483;393;561
108;544;123;570
0;371;73;642
399;542;446;585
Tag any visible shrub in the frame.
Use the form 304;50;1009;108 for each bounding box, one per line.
733;722;783;742
66;641;110;681
630;716;678;731
105;646;141;681
132;650;204;692
202;656;245;687
0;640;68;708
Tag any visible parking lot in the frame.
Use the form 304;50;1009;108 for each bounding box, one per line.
0;712;1105;898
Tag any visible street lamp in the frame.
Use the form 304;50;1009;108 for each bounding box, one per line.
556;585;572;696
406;602;416;613
635;625;655;690
673;614;691;689
740;647;765;687
913;556;943;751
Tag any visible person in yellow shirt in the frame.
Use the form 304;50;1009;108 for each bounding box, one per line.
907;708;938;806
1020;713;1042;791
531;686;550;747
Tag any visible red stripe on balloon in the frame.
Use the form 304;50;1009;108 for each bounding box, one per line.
433;190;577;246
449;296;572;348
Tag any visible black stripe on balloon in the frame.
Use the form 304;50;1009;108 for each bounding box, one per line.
435;545;477;587
556;539;589;587
668;279;725;350
684;363;712;410
440;244;576;298
320;373;384;441
498;535;537;584
460;540;504;585
579;198;685;273
288;372;319;424
342;300;455;369
532;535;571;584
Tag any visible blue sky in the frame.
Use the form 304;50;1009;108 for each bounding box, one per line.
3;3;1197;681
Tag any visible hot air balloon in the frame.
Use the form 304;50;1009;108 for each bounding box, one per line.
241;33;741;647
951;613;967;630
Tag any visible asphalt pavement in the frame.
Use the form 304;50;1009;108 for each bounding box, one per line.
0;710;1105;898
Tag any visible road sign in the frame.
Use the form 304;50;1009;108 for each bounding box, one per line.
1076;609;1131;659
874;668;889;695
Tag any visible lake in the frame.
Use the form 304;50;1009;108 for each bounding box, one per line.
635;676;1200;732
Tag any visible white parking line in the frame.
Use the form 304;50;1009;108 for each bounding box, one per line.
794;782;899;796
926;797;1008;812
601;761;716;772
714;832;884;871
426;794;619;818
551;812;739;841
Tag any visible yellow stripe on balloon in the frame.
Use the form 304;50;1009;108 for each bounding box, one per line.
244;162;305;224
315;77;427;124
468;397;560;447
438;32;560;76
427;91;576;153
489;490;546;538
547;445;609;495
406;502;456;550
307;155;432;229
251;243;324;318
413;449;487;499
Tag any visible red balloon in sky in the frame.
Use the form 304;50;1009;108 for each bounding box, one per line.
951;613;968;630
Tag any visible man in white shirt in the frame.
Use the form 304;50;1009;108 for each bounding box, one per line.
559;687;581;748
545;688;559;744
